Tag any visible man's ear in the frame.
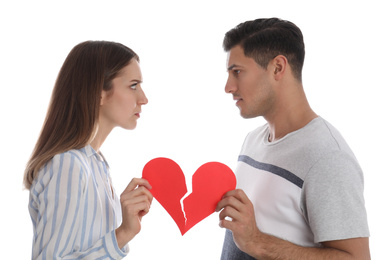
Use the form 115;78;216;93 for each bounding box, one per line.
272;55;288;80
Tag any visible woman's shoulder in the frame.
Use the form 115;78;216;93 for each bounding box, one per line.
32;146;93;191
51;146;92;169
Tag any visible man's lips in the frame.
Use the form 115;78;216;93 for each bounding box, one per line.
233;96;242;106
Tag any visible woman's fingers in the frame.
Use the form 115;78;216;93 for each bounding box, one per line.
121;194;152;212
121;178;154;218
123;177;152;192
121;185;153;204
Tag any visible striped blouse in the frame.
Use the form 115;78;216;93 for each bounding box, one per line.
28;145;128;259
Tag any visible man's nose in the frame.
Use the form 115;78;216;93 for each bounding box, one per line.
225;76;237;94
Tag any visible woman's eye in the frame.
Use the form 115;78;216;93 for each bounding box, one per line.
130;83;138;90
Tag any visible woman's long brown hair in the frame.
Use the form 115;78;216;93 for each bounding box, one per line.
24;41;139;189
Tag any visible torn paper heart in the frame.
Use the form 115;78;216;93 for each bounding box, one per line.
142;157;236;235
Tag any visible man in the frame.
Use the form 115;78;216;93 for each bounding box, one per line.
216;18;370;259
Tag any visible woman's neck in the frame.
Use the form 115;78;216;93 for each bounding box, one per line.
90;125;113;152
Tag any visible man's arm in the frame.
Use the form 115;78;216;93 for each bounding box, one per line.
216;189;370;260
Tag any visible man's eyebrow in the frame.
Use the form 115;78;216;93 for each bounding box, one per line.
227;64;238;71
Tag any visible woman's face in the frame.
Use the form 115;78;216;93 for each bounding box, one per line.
100;59;148;131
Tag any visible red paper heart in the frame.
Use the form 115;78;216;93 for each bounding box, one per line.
142;157;236;235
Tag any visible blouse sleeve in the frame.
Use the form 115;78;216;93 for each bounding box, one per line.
29;152;127;260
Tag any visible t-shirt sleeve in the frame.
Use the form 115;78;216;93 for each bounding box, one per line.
301;150;370;243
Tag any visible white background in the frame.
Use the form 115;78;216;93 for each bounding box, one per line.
1;0;389;259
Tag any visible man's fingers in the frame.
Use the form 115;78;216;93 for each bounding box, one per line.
216;189;248;212
223;189;250;203
219;205;241;221
219;218;234;230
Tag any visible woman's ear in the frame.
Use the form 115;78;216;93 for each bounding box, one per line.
272;55;288;80
100;90;108;106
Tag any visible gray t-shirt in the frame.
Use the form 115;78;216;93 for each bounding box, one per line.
221;117;369;259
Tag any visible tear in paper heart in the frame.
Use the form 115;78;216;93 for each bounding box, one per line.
142;157;236;235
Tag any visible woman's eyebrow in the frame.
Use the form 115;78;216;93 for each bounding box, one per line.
130;79;143;83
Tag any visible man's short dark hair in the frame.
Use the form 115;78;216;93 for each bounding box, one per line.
223;18;305;81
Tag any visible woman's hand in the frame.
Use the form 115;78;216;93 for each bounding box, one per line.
115;178;153;249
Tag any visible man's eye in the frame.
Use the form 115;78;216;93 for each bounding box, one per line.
234;70;241;75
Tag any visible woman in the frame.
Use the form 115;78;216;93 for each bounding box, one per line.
24;41;153;259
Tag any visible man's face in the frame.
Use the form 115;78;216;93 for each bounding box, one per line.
225;45;275;119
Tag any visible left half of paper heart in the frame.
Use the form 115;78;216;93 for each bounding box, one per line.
142;157;188;234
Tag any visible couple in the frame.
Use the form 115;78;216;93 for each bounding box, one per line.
24;18;370;259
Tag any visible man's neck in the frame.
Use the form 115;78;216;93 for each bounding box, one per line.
265;93;317;142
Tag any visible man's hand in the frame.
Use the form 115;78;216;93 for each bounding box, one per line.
216;189;262;255
216;189;370;259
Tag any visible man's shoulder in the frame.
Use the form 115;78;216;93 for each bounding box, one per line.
246;123;269;138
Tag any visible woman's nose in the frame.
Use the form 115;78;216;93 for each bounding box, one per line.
138;88;148;105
